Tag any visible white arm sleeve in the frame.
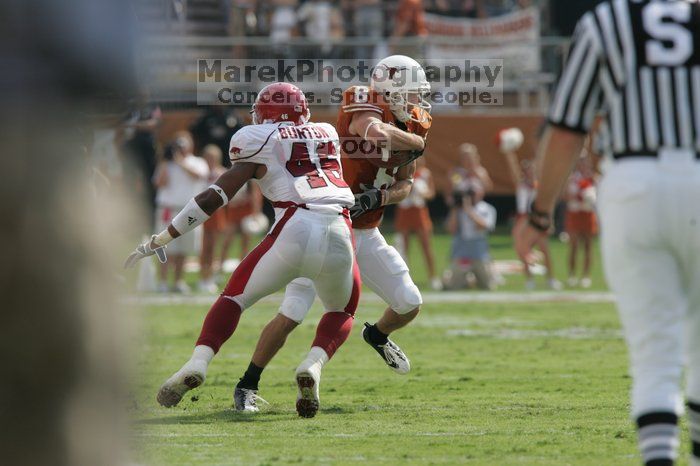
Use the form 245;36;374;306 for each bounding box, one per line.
153;198;210;246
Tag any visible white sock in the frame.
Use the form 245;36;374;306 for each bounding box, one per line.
304;346;329;368
191;345;215;365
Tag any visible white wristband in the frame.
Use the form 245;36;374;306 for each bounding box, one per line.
209;184;229;205
171;198;210;236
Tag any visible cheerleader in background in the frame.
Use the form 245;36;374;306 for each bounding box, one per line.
564;156;598;288
394;158;441;290
499;127;561;291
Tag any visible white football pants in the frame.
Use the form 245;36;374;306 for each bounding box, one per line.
280;227;423;323
222;206;359;314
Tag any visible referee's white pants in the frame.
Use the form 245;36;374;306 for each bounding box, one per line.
599;156;700;418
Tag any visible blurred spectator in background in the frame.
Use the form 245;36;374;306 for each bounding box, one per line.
119;93;161;223
394;158;441;290
444;183;497;290
228;0;258;34
351;0;383;58
484;0;518;16
219;181;263;267
269;0;299;58
227;0;259;58
297;0;345;58
564;156;598;289
392;0;428;57
450;143;494;196
189;106;245;165
153;133;209;293
199;145;228;293
428;0;529;17
430;0;485;17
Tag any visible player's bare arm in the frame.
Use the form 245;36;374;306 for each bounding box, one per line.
124;161;263;268
349;111;425;151
514;126;585;261
382;160;417;206
195;162;263;215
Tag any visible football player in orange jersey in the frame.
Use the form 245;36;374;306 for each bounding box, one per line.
233;56;432;412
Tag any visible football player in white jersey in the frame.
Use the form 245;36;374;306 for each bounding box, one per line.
125;82;361;418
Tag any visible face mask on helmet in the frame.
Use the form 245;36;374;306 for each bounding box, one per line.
387;88;432;124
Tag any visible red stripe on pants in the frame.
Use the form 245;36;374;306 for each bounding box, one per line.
343;214;361;316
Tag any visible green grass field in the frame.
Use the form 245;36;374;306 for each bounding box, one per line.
130;233;690;465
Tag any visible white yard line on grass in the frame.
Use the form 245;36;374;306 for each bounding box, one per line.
124;291;614;307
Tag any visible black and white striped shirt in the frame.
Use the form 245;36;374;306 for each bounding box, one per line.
549;0;700;158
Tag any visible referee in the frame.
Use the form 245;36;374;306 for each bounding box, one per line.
515;1;700;465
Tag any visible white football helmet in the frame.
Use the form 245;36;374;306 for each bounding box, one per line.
370;55;431;123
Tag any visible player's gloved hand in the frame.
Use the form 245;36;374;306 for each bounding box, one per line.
124;235;168;269
350;184;383;219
